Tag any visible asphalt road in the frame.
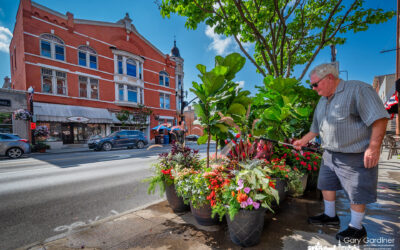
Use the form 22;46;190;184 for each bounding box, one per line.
0;142;209;250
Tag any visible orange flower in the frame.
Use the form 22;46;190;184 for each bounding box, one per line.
231;191;235;197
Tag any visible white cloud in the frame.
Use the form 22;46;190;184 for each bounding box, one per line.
205;26;233;55
237;80;245;88
0;26;12;53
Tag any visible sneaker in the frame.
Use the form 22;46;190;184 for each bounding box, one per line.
308;213;340;225
336;225;367;244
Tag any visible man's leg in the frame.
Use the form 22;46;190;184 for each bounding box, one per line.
322;190;336;217
349;204;366;230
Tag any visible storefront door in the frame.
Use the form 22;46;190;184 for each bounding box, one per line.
61;123;74;144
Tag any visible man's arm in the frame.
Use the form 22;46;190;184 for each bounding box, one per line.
364;118;388;168
293;132;319;150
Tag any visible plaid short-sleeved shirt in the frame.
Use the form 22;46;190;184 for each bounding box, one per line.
310;80;390;153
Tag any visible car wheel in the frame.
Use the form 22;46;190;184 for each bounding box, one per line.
7;147;23;159
136;141;144;149
102;142;112;151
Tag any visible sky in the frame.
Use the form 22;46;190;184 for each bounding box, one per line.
0;0;397;101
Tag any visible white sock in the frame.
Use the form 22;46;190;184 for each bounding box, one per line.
349;209;365;230
324;200;336;217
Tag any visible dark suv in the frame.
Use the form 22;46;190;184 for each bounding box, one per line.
88;130;148;151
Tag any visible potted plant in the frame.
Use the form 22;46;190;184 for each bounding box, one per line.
34;125;50;142
146;143;201;213
212;160;279;247
33;142;50;153
13;109;31;121
175;165;225;226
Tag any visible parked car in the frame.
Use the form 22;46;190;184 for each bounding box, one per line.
88;130;148;151
0;133;31;158
185;134;200;141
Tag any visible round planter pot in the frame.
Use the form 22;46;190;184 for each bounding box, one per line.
164;181;189;213
226;208;267;247
190;202;219;226
272;178;287;204
288;173;308;197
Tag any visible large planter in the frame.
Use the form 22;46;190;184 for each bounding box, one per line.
164;181;189;213
288;173;308;197
272;178;287;204
190;202;219;226
226;208;267;247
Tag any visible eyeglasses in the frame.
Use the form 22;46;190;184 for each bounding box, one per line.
310;75;328;88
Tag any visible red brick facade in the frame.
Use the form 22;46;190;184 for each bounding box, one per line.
9;0;184;143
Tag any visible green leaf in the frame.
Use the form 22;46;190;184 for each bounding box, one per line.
215;123;229;133
197;134;208;145
196;64;206;74
227;103;246;116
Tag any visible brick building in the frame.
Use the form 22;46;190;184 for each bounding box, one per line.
183;106;203;136
9;0;184;144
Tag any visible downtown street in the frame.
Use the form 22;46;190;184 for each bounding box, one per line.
0;143;208;250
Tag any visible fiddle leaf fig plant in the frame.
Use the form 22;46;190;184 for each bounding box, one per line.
191;53;248;167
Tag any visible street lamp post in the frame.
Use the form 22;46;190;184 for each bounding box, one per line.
28;86;35;145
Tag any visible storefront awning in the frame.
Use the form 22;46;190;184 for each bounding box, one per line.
33;102;114;124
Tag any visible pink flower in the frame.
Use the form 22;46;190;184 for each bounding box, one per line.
236;179;244;190
243;187;251;194
246;197;253;205
240;201;248;208
253;202;260;209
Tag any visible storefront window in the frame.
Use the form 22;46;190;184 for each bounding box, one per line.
0;112;12;133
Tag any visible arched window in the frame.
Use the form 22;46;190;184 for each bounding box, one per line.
40;34;65;61
78;45;97;69
159;71;169;87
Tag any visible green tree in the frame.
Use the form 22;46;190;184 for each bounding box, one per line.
159;0;394;80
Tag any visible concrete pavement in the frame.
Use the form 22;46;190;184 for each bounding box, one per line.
22;150;399;250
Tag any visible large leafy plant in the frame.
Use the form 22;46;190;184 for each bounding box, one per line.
252;76;319;141
191;53;249;167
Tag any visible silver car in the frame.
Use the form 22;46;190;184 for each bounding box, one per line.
0;133;31;159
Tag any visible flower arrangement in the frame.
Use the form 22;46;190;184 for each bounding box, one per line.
34;125;49;137
146;143;201;195
211;161;279;221
13;109;31;120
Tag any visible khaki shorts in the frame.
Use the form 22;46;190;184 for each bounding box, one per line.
317;150;378;204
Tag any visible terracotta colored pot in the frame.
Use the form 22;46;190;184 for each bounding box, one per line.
190;202;219;226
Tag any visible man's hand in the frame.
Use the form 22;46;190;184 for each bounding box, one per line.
364;146;380;168
293;139;307;151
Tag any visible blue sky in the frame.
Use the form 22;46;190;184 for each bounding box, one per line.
0;0;396;101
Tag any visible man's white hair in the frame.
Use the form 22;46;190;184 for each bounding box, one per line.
309;63;339;79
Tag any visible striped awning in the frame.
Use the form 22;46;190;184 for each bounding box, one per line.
33;102;114;124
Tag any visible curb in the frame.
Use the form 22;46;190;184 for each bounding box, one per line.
21;198;166;250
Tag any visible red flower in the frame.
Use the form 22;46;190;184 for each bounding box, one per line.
283;153;287;158
236;133;241;138
294;153;299;157
248;134;252;137
313;161;318;165
300;161;306;166
269;181;275;189
306;157;311;160
307;166;312;171
285;174;289;178
296;157;300;161
225;140;229;144
313;167;318;171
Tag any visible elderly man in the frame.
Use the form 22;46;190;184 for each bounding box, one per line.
293;63;389;242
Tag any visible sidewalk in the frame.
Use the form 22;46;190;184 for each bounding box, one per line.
23;151;399;250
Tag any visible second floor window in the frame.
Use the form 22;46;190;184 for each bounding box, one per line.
78;46;97;69
41;68;67;95
40;34;65;61
117;84;143;104
79;76;99;99
160;93;170;109
159;71;169;87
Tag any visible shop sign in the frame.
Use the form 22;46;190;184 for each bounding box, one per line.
67;116;90;122
0;99;11;107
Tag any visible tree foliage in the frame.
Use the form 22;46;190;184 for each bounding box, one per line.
159;0;394;80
